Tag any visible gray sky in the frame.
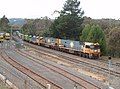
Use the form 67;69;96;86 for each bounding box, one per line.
0;0;120;19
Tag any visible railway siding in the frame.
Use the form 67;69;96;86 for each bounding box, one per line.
22;42;120;89
16;49;108;89
1;50;62;89
3;50;86;89
0;53;46;89
24;42;120;77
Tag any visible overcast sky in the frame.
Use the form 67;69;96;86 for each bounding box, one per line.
0;0;120;19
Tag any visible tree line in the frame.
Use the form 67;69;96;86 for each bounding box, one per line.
21;17;52;36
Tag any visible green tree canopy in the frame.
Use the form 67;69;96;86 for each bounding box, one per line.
80;24;91;41
49;0;84;40
0;15;10;32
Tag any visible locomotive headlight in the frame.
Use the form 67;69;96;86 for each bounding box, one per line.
98;49;100;52
94;49;100;53
70;42;74;48
48;39;50;43
94;50;97;52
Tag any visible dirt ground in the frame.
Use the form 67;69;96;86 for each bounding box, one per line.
101;56;120;64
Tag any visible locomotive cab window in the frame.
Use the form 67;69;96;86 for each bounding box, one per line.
85;45;90;48
90;45;100;49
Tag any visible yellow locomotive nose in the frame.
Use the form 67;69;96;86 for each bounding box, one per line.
4;33;10;40
0;32;4;42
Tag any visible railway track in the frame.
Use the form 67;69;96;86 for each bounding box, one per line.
0;56;45;89
1;40;117;89
15;49;107;89
0;49;62;89
24;42;120;77
1;42;102;89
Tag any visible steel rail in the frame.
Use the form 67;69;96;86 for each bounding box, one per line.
1;50;62;89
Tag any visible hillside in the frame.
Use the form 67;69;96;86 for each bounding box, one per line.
9;18;26;26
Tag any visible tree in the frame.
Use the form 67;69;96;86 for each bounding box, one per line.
80;24;91;41
21;23;31;35
108;27;120;57
0;15;10;32
49;0;84;40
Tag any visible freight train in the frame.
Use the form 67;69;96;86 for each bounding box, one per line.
20;34;101;59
